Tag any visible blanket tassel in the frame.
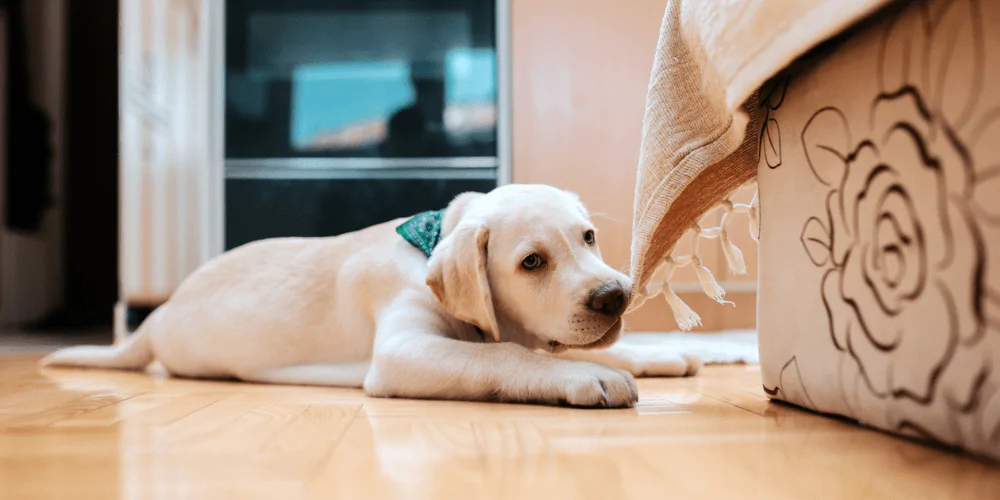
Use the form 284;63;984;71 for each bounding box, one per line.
643;186;760;330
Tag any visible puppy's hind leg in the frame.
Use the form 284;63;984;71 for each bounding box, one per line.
239;362;371;388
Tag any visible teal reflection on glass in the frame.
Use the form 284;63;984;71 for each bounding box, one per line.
291;61;414;150
445;48;496;105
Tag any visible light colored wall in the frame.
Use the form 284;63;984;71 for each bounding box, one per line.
510;0;757;331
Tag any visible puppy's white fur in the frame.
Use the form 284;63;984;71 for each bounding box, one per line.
42;185;699;408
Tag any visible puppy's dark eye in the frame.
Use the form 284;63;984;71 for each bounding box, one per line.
521;254;544;271
583;230;596;246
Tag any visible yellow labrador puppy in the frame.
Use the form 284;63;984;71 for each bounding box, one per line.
42;184;699;408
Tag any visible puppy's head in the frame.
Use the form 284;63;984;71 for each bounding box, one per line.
426;185;631;351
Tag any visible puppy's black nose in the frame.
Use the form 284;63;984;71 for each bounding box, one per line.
587;281;628;317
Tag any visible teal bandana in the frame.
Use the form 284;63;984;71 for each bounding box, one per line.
396;209;445;257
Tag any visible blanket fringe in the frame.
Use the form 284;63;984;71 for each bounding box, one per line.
642;184;760;330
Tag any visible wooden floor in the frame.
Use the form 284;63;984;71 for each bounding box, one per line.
0;356;997;500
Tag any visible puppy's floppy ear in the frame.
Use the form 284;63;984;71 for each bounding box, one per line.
426;220;500;342
563;190;590;218
440;191;484;236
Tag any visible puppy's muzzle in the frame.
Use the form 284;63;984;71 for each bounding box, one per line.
586;280;629;317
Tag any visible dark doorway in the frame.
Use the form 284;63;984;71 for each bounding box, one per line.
53;0;119;330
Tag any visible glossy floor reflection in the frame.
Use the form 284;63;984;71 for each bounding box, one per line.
0;355;996;499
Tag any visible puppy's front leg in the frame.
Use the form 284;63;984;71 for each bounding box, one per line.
364;312;638;407
366;334;637;407
552;343;702;378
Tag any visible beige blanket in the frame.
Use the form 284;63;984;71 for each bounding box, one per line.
628;0;893;312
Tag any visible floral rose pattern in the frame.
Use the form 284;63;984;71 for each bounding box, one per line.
765;0;1000;457
809;89;982;403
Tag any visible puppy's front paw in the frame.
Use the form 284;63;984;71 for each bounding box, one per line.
557;363;638;408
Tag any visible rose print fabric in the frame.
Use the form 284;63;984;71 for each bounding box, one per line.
758;0;1000;460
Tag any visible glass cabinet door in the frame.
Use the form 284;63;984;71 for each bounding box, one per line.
224;0;503;249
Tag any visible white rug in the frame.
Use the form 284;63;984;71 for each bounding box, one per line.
618;330;759;365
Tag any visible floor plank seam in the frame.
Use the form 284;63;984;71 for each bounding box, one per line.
304;403;365;482
698;391;769;417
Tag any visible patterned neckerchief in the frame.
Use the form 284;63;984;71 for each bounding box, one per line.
398;208;489;341
395;209;445;257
